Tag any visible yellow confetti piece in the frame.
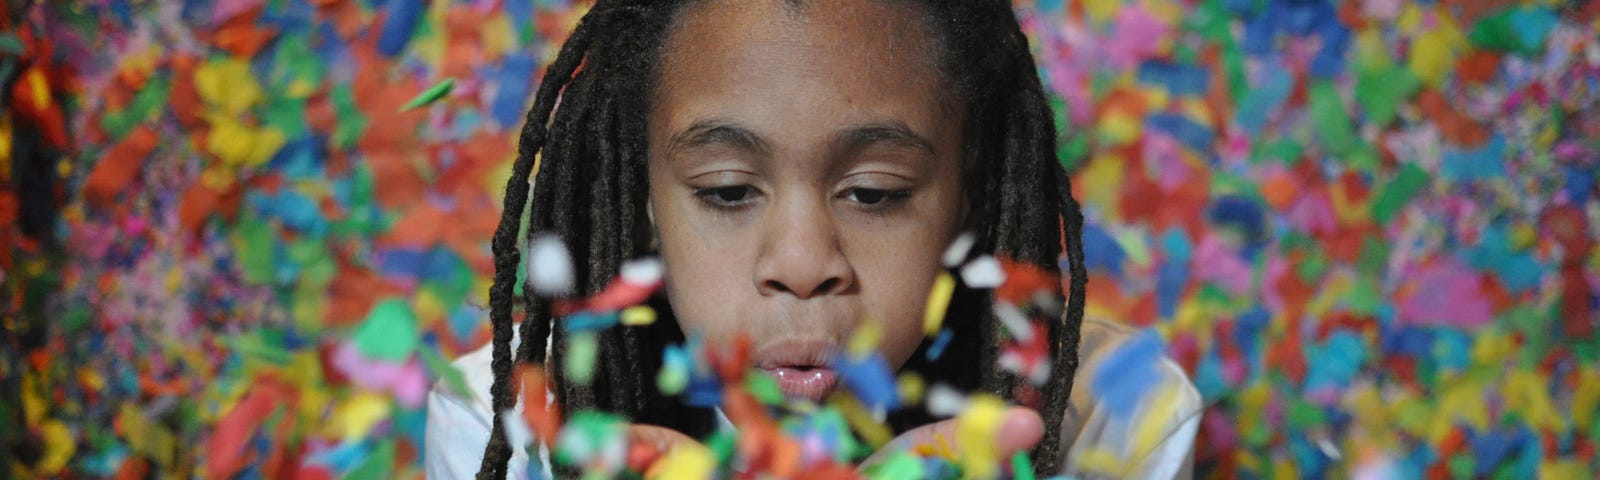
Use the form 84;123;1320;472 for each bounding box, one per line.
1505;369;1565;431
415;288;446;326
1097;112;1143;146
955;394;1005;479
1130;383;1184;455
1271;457;1299;480
1573;370;1600;428
646;442;715;480
1072;446;1131;478
1469;331;1514;367
922;272;955;335
326;391;393;441
1083;0;1119;24
37;420;75;475
897;373;925;406
848;319;883;358
1540;460;1593;479
194;59;262;116
205;115;286;168
1430;376;1490;443
1079;154;1125;219
622;305;657;326
1178;98;1214;127
830;392;892;448
118;403;176;467
22;371;46;426
481;15;517;58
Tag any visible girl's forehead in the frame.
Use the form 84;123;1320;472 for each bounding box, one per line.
649;0;959;151
657;0;944;86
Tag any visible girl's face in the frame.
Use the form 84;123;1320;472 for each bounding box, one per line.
647;0;966;401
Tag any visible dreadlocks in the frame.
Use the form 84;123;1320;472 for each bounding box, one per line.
478;1;1088;478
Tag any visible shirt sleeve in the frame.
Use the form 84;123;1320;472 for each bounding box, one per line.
425;381;494;480
1059;334;1205;480
1121;360;1201;479
425;355;533;479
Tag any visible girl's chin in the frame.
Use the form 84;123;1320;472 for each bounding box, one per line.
762;366;839;402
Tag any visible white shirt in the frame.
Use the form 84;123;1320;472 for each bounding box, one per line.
425;317;1201;479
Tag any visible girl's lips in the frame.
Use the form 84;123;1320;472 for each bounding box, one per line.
761;366;838;401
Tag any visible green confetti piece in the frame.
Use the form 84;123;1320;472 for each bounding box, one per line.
344;439;395;480
421;347;472;399
1356;65;1420;127
351;298;420;361
866;450;925;480
1370;162;1429;225
565;332;599;385
331;85;367;150
235;217;276;285
1308;80;1357;154
1286;400;1325;429
1357;237;1389;278
101;75;170;139
1449;454;1476;479
264;98;308;138
0;33;25;55
656;362;687;396
1011;451;1035;480
744;370;784;406
704;429;738;469
401;78;456;112
1295;247;1328;283
1469;7;1554;57
225;332;294;365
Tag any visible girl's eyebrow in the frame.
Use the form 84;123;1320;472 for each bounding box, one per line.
665;119;773;160
831;120;936;156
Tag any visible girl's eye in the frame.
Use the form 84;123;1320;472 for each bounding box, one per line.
694;186;757;207
844;188;910;207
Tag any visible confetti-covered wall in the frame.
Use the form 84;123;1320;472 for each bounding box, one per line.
3;0;1597;478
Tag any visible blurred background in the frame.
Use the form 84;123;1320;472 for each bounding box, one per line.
2;0;1597;478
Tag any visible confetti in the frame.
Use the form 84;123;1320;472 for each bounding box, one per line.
10;0;1600;478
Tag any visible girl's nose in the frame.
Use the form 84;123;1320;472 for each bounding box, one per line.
752;198;855;299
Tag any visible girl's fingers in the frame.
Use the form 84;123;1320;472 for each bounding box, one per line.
627;424;701;453
858;407;1045;470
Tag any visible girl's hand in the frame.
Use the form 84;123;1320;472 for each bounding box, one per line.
858;407;1045;471
627;423;703;453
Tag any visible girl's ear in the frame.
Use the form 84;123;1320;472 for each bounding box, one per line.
647;199;661;251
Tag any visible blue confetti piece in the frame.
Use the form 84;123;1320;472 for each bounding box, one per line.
1235;62;1293;133
493;53;540;128
1303;331;1366;391
926;328;954;362
1192;350;1229;399
1309;17;1350;78
834;351;900;411
377;248;427;279
1434;329;1473;371
1468;427;1527;477
565;311;620;331
1137;61;1210;96
377;0;427;57
1081;223;1125;274
1563;165;1593;204
1440;134;1508;183
684;371;722;408
1508;7;1559;54
1240;6;1282;55
1147;113;1215;156
1091;331;1165;418
1208;195;1268;244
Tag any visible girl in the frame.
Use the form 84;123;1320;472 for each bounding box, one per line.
427;0;1200;478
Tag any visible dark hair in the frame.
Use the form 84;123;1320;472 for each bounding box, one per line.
477;1;1087;478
